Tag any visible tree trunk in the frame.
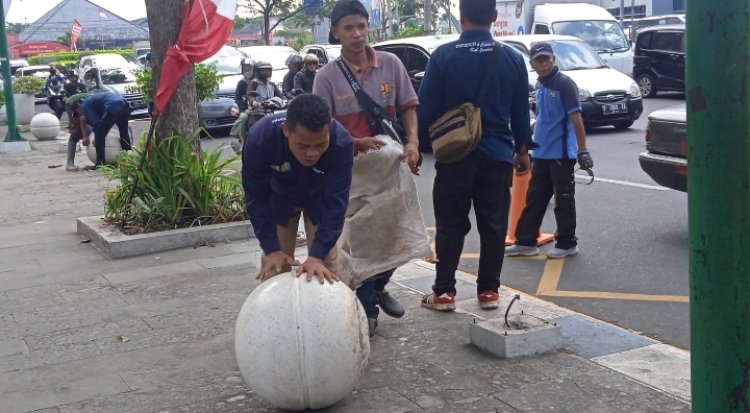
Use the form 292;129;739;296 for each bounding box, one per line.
145;0;200;150
264;12;271;45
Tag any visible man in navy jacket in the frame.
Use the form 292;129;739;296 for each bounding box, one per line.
242;93;354;283
71;92;132;168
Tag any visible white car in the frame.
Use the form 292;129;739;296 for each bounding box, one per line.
499;34;643;129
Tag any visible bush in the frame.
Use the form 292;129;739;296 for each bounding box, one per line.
126;62;220;102
27;49;135;66
102;133;246;233
12;76;45;95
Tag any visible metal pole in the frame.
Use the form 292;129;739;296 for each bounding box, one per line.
424;0;432;35
687;0;750;411
0;0;23;142
619;0;624;22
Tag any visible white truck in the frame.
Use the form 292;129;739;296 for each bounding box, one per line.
494;1;633;77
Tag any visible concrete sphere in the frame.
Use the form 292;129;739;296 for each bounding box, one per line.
85;129;127;165
235;272;370;410
29;113;61;141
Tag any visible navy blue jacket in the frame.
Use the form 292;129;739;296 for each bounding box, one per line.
241;113;353;260
81;92;127;129
417;30;534;164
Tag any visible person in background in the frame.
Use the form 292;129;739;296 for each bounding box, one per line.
282;54;303;98
235;58;255;112
294;53;319;94
69;93;132;169
63;93;91;172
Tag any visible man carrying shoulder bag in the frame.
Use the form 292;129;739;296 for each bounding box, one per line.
417;0;536;312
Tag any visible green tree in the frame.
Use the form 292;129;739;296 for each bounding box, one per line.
56;31;84;49
5;22;28;34
240;0;310;45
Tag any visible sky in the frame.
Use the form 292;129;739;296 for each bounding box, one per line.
6;0;147;23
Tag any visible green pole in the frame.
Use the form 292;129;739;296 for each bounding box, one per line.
0;0;23;142
688;0;750;411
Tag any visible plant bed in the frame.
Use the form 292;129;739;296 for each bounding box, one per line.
77;215;253;259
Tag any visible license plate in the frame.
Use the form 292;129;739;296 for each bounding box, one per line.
602;103;628;115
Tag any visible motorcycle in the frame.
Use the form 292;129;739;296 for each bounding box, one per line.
231;92;288;154
47;81;65;119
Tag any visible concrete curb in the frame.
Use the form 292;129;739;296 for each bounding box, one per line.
76;215;254;259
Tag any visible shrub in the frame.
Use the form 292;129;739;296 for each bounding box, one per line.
12;76;45;95
102;133;246;233
126;62;220;102
27;49;135;66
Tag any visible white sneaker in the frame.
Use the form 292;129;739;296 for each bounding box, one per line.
505;244;540;256
546;246;578;259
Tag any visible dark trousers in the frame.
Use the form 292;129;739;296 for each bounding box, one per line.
356;269;395;319
515;158;577;249
432;153;513;295
94;105;131;165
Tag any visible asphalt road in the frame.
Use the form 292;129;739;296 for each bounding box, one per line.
53;92;691;349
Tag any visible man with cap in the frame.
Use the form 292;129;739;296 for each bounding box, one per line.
505;41;594;259
68;92;132;169
63;93;91;172
312;0;422;338
416;0;534;312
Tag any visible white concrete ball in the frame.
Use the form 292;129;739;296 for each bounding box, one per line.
234;272;370;410
29;113;61;140
85;129;125;165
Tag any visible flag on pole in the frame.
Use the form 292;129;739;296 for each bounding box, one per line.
153;0;237;114
71;19;82;50
99;7;108;19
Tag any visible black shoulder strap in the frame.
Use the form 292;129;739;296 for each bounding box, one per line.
336;58;386;133
476;43;502;108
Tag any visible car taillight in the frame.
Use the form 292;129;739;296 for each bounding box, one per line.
645;126;651;143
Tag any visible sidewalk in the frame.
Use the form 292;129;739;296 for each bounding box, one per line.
0;135;691;413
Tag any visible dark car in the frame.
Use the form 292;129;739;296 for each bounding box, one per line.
638;104;687;192
633;25;685;98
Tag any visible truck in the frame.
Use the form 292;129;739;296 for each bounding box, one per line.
494;1;633;77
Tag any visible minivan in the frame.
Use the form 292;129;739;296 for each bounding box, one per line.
633;24;685;98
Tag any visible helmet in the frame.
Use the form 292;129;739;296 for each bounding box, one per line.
240;57;255;70
49;65;57;75
254;60;272;71
285;54;303;67
303;54;319;65
66;69;78;78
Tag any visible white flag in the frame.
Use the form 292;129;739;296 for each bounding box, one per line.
3;0;12;18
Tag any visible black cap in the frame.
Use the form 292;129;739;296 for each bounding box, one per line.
529;42;554;59
328;0;369;45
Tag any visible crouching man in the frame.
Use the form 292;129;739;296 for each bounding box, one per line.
242;93;354;283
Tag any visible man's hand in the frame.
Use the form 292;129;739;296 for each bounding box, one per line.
401;142;422;175
353;137;386;155
514;152;531;176
577;150;594;170
295;257;339;284
257;251;297;281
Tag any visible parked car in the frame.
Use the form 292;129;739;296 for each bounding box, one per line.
237;45;299;85
500;34;643;129
625;14;685;41
82;66;149;118
198;45;246;132
301;44;342;68
15;65;51;103
633;24;685;98
638;104;687;192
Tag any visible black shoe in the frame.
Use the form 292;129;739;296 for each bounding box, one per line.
367;318;378;340
376;290;405;318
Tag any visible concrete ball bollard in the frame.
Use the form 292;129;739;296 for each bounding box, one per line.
85;127;132;165
235;272;370;410
29;113;61;141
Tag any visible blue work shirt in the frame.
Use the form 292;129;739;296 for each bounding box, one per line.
533;67;582;160
417;30;534;164
241;113;353;260
81;92;127;129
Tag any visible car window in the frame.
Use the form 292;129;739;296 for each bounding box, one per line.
404;46;429;76
653;32;683;52
93;54;130;69
548;40;607;70
81;57;93;68
553;20;629;52
636;31;653;50
533;24;550;34
313;48;327;64
377;45;406;64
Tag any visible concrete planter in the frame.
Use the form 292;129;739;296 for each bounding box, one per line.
13;94;35;125
76;216;254;259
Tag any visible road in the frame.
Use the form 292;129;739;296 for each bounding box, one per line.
53;92;691;349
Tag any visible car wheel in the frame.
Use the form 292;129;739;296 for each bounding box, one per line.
613;120;634;130
637;74;658;98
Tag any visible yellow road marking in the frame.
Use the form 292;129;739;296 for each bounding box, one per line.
542;290;689;303
537;259;564;295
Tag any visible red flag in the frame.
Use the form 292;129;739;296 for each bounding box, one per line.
70;19;82;50
153;0;237;114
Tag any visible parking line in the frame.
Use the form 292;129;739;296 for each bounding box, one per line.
594;177;670;191
537;258;564;295
543;290;689;303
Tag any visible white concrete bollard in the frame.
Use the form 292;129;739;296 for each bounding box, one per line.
235;272;370;410
29;113;61;141
85;127;132;165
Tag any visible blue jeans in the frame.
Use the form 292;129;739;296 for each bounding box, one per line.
356;269;396;319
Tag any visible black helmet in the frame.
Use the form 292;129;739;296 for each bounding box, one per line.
66;69;78;78
255;60;272;71
285;54;303;67
49;65;57;75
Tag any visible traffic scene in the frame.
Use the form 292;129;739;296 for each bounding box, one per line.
0;0;744;412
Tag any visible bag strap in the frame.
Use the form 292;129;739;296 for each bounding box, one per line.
476;43;502;108
336;58;387;135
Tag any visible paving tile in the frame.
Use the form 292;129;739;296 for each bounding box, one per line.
0;339;28;357
553;314;656;359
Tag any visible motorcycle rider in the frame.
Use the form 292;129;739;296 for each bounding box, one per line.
247;60;283;106
282;53;303;98
235;57;255;112
293;54;318;94
63;70;86;97
45;65;66;118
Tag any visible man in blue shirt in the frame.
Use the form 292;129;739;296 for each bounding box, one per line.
505;42;594;259
70;92;132;168
242;93;353;284
417;0;534;312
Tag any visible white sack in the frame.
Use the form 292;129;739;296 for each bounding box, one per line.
336;136;433;288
